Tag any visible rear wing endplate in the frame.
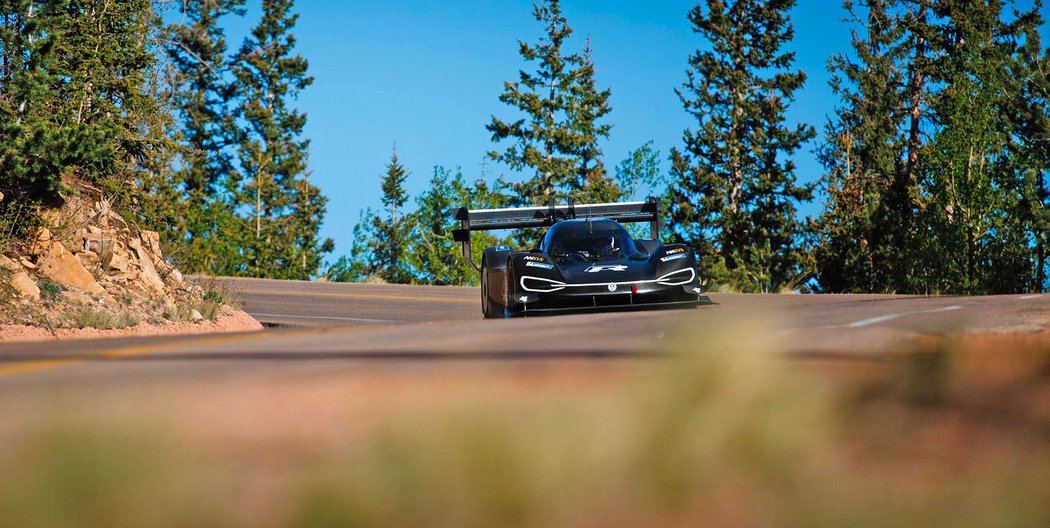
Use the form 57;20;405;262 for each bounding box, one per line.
452;197;662;272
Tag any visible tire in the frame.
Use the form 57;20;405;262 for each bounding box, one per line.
481;258;506;318
503;260;516;317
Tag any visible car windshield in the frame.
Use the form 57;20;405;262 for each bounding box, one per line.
544;220;636;260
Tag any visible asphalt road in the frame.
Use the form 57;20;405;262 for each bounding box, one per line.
1;277;1049;390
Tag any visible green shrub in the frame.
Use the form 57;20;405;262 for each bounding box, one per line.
202;289;225;304
39;282;63;303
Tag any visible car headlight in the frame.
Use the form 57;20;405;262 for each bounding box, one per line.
656;267;695;286
520;275;566;293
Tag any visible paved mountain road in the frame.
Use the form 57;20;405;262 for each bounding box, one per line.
1;277;1049;390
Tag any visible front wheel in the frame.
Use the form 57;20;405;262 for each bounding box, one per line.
481;260;506;318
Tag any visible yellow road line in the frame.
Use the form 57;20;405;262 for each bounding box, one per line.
0;357;84;377
246;288;479;304
0;326;365;379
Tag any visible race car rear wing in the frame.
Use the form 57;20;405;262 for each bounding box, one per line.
452;197;662;271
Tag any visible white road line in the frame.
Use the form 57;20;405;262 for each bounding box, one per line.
847;313;907;328
843;305;962;329
250;313;395;324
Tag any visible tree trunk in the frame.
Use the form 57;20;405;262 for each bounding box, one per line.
902;5;926;216
255;183;261;239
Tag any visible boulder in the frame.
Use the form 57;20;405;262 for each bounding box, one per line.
3;255;40;300
35;233;113;303
0;254;17;271
83;235;114;256
107;251;130;273
166;267;185;286
61;290;96;306
76;251;100;268
10;273;40;300
140;230;162;258
127;238;166;295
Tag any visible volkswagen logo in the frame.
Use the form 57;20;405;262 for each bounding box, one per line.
607;283;617;292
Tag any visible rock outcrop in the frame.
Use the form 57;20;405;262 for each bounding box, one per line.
2;189;206;325
0;255;40;300
29;227;114;304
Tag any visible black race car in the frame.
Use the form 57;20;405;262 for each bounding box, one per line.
453;198;709;318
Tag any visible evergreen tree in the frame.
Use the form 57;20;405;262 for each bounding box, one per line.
813;0;1047;294
916;0;1043;293
330;161;509;285
322;209;378;283
370;146;413;283
0;0;165;207
1013;6;1050;291
228;0;330;279
0;0;80;202
569;37;619;203
154;0;245;273
409;166;505;285
667;0;815;293
487;0;617;206
810;0;915;293
48;0;168;200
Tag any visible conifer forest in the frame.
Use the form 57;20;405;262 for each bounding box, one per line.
2;0;1048;294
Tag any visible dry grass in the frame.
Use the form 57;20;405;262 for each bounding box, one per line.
72;307;137;330
0;320;1047;527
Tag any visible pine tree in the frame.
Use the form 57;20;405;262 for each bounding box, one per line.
370;146;413;283
0;0;166;207
813;0;1047;294
155;0;245;273
569;37;619;203
322;209;378;283
1013;6;1050;291
0;0;75;202
916;0;1042;293
811;0;915;293
667;0;815;293
228;0;329;279
48;0;168;200
409;166;505;285
487;0;617;206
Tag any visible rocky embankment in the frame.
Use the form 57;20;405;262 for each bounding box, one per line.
0;189;260;342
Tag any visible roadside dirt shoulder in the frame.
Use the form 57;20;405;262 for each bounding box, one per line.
0;308;261;344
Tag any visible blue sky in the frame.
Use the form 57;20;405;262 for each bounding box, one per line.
221;1;1047;263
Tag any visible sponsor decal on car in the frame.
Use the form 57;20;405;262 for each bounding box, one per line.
496;245;512;251
523;255;545;262
526;261;554;269
584;264;628;273
665;247;686;255
660;253;687;262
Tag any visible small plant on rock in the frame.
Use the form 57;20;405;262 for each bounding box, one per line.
40;282;63;303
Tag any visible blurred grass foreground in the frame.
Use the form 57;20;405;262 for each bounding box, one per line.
0;318;1048;528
